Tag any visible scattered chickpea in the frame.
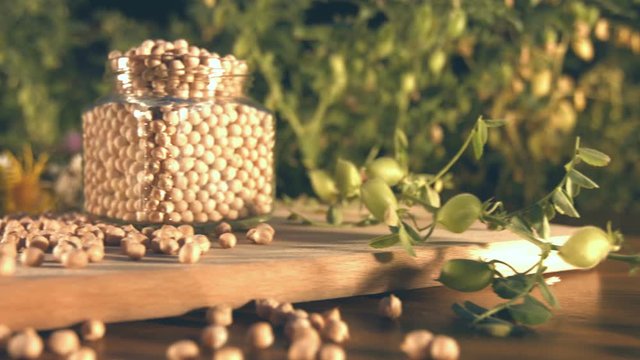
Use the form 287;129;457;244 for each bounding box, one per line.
309;313;325;332
67;346;97;360
378;294;402;319
26;235;49;252
47;329;80;356
285;317;312;340
289;326;321;344
178;224;195;237
400;330;434;360
0;242;17;258
0;323;11;347
256;223;275;235
269;302;294;326
255;298;279;319
193;234;211;253
125;242;146;260
218;233;237;249
322;319;350;344
159;238;180;255
318;344;346;360
62;249;89;269
166;339;200;360
20;247;45;267
201;325;228;350
53;242;75;261
206;304;233;326
0;255;16;276
213;346;244;360
81;320;106;341
215;222;232;236
178;242;201;264
427;335;460;360
323;308;342;322
7;328;43;360
86;245;105;263
287;337;320;360
246;322;274;349
246;225;274;245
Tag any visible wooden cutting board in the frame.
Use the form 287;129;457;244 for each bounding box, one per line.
0;213;576;331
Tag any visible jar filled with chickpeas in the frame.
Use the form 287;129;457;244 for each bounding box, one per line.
82;39;275;224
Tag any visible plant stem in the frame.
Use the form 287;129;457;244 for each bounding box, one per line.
473;259;545;324
428;119;480;186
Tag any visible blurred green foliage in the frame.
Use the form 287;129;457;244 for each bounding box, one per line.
0;0;638;214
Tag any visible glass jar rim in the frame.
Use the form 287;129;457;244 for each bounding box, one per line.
108;54;250;76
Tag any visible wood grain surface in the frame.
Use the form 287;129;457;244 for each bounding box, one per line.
0;217;576;331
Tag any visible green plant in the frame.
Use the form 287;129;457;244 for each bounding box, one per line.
297;115;638;335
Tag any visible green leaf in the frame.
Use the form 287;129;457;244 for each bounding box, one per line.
536;276;558;308
402;221;423;244
452;302;477;322
472;129;484;160
398;224;416;257
541;215;550;239
369;233;400;249
492;274;534;299
568;169;599;189
577;147;611;167
508;296;552;325
552;189;580;218
484;119;507;128
463;301;489;315
564;177;574;198
478;118;488;145
424;185;441;208
507;216;539;242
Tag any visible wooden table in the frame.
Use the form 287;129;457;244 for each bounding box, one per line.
15;237;639;360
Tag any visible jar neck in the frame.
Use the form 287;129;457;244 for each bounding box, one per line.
109;55;250;100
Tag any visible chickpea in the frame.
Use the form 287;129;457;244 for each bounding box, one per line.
179;242;201;264
322;319;349;344
125;242;146;260
0;255;17;276
378;294;402;319
213;346;244;360
246;322;274;349
166;339;199;360
206;305;233;326
62;249;89;269
20;247;45;267
428;335;460;360
7;328;43;360
400;330;434;360
48;329;80;356
67;347;97;360
318;344;346;360
81;320;106;341
201;325;228;350
218;233;237;249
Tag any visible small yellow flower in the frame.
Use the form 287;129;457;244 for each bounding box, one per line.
0;145;54;214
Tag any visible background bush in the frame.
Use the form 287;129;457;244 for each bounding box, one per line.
0;0;638;216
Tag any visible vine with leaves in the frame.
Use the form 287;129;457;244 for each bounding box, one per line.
290;116;639;336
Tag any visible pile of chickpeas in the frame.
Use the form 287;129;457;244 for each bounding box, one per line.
0;212;274;276
83;39;274;225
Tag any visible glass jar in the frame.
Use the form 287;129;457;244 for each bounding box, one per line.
82;51;275;225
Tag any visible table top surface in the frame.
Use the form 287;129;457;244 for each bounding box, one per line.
3;238;639;360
